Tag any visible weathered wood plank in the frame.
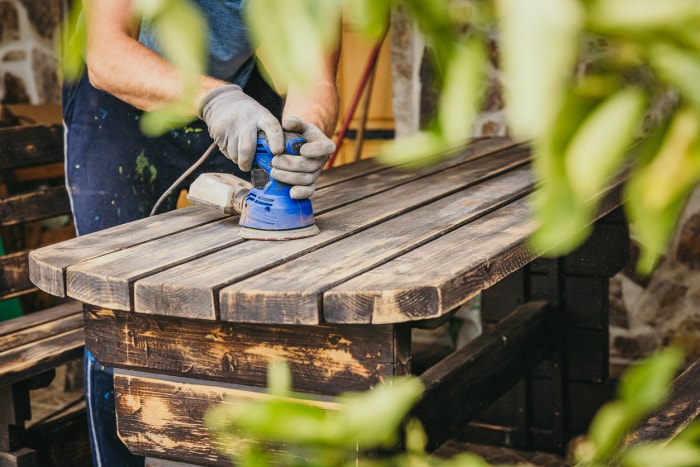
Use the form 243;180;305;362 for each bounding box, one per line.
220;166;533;324
29;206;228;297
0;310;81;354
0;329;83;385
626;359;700;446
324;176;625;324
0;250;34;301
323;199;535;324
131;145;529;321
0;124;64;170
0;301;81;337
66;216;242;310
84;306;409;393
114;370;340;466
313;138;519;211
412;300;553;450
0;187;71;227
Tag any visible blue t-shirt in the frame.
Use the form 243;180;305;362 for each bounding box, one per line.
138;0;254;86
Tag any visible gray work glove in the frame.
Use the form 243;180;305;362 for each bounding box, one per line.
199;84;284;171
271;116;336;199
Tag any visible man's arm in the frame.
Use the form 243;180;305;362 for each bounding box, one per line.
282;44;341;137
83;0;225;116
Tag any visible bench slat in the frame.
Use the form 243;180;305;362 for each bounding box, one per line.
0;187;72;227
0;124;64;171
0;301;82;337
0;311;83;354
0;328;84;385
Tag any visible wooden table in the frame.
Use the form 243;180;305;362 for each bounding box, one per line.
28;137;629;465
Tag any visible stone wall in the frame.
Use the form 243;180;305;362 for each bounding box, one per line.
0;0;63;104
389;12;700;367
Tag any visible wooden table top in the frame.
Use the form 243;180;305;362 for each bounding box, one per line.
29;138;559;326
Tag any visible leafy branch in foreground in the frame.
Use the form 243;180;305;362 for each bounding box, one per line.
205;348;698;467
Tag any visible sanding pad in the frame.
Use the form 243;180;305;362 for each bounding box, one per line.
239;224;320;241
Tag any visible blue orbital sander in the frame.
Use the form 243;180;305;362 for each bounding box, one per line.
187;131;320;240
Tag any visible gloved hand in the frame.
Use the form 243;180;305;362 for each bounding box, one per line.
199;84;284;171
271;116;336;199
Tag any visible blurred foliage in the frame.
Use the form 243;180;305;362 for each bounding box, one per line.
59;0;207;136
206;348;699;466
58;0;700;273
205;360;508;466
246;0;700;274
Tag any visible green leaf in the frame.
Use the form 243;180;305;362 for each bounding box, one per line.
564;88;646;203
336;377;424;448
437;38;486;146
377;130;456;168
618;347;683;414
343;0;391;40
623;442;700;467
587;402;637;462
649;42;700;115
497;0;584;139
56;4;86;83
245;0;341;89
625;108;700;273
589;0;700;32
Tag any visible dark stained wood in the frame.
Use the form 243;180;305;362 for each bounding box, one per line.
0;124;64;170
627;359;700;446
0;187;71;227
114;370;340;466
0;304;81;353
412;300;553;450
0;251;33;301
84;306;409;394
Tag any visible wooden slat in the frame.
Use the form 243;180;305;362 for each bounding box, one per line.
219;166;533;324
323;176;626;324
114;370;340;466
313;138;520;214
0;329;84;385
84;306;408;394
127;145;530;321
67;216;243;310
0;310;82;353
0;124;64;171
28;205;229;297
412;300;552;450
314;137;514;190
0;250;34;300
0;187;71;227
0;301;81;337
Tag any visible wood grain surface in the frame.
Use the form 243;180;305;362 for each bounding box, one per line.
23;137;625;327
84;306;411;394
114;370;340;466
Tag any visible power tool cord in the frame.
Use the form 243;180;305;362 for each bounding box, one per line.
149;142;217;217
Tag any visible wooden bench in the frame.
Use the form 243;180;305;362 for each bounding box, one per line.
0;122;84;467
27;137;633;465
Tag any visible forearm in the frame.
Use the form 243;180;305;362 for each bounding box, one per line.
282;46;340;137
83;0;225;116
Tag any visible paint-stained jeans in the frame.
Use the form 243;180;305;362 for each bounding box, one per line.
63;69;282;465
